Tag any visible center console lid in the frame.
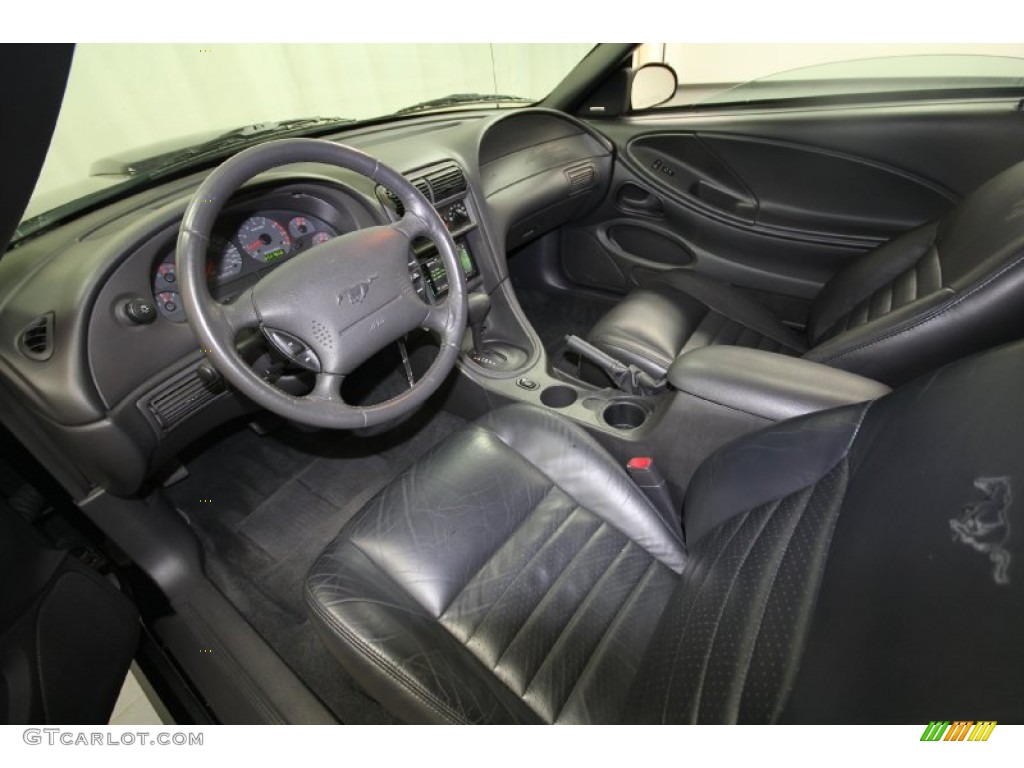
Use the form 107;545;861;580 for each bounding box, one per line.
667;346;890;421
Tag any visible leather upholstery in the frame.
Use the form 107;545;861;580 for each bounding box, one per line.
667;346;890;422
782;342;1024;722
306;405;684;724
307;340;1024;723
586;160;1024;386
588;271;805;379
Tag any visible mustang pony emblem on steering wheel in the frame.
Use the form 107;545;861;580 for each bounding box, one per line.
339;273;379;306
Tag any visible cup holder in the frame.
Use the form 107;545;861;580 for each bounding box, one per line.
540;385;578;409
602;402;647;430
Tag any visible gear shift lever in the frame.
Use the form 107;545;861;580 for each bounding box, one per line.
467;292;491;357
463;291;527;371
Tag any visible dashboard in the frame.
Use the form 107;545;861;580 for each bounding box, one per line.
0;108;613;499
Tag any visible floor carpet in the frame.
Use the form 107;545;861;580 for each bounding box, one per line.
166;403;467;723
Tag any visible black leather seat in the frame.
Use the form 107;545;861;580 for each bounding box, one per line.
306;341;1024;723
586;160;1024;386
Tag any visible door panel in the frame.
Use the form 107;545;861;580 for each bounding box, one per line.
630;132;957;238
562;99;1024;304
562;162;870;302
628;133;757;223
0;504;138;724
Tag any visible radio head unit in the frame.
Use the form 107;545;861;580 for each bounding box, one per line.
416;239;478;299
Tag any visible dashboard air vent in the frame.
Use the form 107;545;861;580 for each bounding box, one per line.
145;367;224;431
377;177;437;217
379;186;405;215
18;313;54;361
566;163;596;194
427;165;467;201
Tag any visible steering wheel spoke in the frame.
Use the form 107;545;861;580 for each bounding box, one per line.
422;302;452;335
221;288;259;333
391;211;431;241
309;372;345;403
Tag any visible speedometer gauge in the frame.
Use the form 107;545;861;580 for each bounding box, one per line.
237;216;292;264
210;239;243;282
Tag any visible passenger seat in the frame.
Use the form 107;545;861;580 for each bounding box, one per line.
586;159;1024;386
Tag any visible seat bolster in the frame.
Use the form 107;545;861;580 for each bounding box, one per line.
625;406;863;723
478;405;686;572
933;158;1024;282
805;252;1024;385
586;283;707;378
305;540;540;724
646;270;808;354
807;222;940;345
683;403;870;546
586;270;807;380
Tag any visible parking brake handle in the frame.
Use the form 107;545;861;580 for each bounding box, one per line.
565;335;665;396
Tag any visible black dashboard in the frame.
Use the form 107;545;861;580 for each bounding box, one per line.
0;108;613;498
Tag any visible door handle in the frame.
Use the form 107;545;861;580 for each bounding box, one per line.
690;179;756;220
617;184;665;217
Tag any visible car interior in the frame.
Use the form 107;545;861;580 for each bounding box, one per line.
1;42;1023;726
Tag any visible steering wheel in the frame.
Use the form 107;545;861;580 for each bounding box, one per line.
176;138;468;429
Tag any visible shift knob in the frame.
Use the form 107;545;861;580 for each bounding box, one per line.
467;292;491;355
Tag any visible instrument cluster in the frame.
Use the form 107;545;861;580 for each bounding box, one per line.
152;210;339;322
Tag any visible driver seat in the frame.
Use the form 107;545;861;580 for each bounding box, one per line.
305;342;1024;723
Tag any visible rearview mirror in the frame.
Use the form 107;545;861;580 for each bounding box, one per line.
630;63;678;110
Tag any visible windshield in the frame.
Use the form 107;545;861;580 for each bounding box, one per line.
22;43;594;233
684;53;1024;107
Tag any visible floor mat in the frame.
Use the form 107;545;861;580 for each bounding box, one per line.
166;405;467;723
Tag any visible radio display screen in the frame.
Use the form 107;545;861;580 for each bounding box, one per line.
457;241;477;279
421;239;478;297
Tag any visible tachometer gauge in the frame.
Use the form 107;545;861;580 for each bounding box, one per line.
237;216;292;264
209;239;243;282
287;216;314;239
